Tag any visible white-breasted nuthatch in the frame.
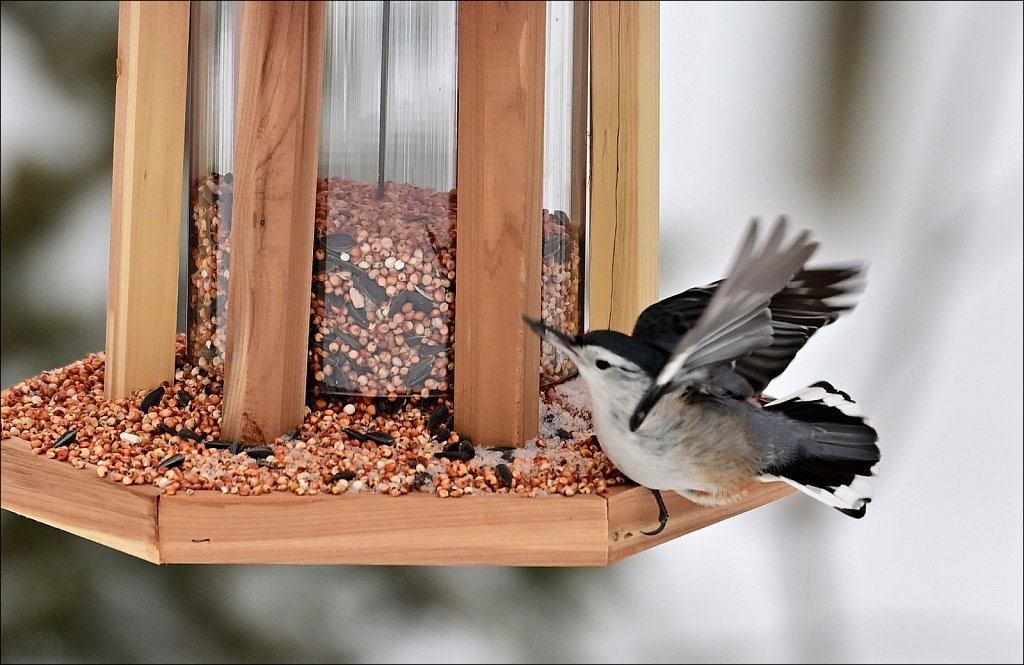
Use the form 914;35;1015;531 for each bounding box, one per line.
526;217;880;535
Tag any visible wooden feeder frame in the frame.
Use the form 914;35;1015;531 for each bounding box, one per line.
1;0;793;566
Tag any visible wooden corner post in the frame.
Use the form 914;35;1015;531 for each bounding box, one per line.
222;1;326;443
589;1;660;333
105;1;190;399
455;2;546;446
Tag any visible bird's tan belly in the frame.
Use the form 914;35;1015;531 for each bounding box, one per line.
597;399;763;502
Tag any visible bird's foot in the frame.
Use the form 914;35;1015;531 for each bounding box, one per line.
640;488;670;536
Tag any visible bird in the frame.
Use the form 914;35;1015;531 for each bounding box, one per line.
525;216;880;535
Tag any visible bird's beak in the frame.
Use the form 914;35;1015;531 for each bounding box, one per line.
522;316;581;361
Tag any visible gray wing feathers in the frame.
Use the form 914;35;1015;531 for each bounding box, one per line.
629;217;819;431
654;217;818;388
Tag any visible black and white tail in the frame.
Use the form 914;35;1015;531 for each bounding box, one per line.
762;381;880;518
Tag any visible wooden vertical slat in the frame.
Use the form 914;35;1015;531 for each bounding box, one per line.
105;0;190;399
455;1;546;447
589;1;660;333
222;1;325;443
570;0;591;226
570;0;591;320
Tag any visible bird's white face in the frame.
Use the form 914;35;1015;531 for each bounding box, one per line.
538;328;652;409
532;321;668;487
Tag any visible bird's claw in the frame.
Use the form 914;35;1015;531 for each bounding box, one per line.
640;488;670;536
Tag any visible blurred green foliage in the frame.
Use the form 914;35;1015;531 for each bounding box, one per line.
1;1;117;386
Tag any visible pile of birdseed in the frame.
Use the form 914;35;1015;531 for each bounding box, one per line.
1;338;626;499
309;177;457;396
187;173;583;397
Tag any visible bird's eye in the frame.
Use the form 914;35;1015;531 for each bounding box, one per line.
595;360;611;370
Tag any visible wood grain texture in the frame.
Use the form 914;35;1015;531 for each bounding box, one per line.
159;491;609;566
105;0;190;399
0;437;162;562
589;1;660;333
222;1;325;443
454;2;546;446
1;436;795;566
570;0;591;315
606;482;797;564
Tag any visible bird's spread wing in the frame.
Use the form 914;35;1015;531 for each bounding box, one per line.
628;217;819;431
736;266;862;391
631;266;863;393
630;286;715;353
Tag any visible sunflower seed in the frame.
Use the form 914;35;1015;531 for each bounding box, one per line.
387;291;411;318
405;357;434;388
419;343;446;357
349;361;373;376
489;446;517;462
555;427;572;440
52;430;76;448
323;252;348;270
336;331;362;350
176;390;192;407
434;439;475;462
543;237;566;262
178;428;202;442
240;446;274;460
332;470;357;482
203;440;234;450
427;405;450;431
157;423;178;437
378;396;406;415
348;303;370;326
408;287;435;312
343;427;369;442
364;430;395;445
413;471;432;487
327;371;355;390
496;463;514;487
158;453;185;469
325;231;356;253
374;396;393;415
140;386;165;412
355;272;387;304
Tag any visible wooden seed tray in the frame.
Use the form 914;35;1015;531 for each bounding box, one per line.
1;436;795;566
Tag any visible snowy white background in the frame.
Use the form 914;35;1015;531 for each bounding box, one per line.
2;2;1021;663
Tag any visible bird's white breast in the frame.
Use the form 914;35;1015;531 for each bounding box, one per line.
584;376;729;494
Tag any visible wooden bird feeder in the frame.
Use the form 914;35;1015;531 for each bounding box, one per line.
1;0;793;566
